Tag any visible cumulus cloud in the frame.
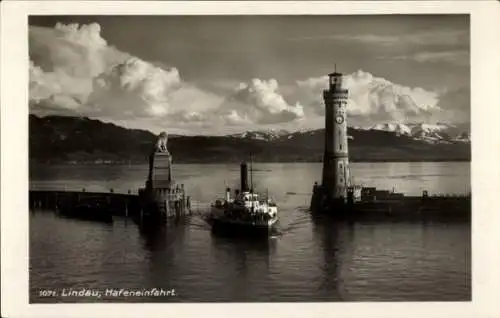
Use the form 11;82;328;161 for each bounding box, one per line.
218;79;305;126
29;22;468;134
29;60;92;110
89;58;182;118
29;22;304;133
29;22;185;120
294;70;441;126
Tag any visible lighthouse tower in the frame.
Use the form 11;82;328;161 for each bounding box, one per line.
321;70;350;202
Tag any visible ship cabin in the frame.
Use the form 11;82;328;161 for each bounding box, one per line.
233;191;277;210
236;192;260;208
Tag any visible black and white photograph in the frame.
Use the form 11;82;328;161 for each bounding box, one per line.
2;1;500;317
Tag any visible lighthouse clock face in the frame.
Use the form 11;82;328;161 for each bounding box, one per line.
336;115;344;124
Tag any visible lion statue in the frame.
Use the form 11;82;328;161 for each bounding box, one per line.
155;131;169;153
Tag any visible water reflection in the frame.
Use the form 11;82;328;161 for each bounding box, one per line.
210;232;276;253
138;218;187;253
139;224;169;252
209;233;277;301
310;214;348;301
210;233;276;270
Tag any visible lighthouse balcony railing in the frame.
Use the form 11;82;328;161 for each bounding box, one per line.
323;89;349;95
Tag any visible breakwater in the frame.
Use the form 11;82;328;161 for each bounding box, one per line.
310;185;471;222
29;188;191;223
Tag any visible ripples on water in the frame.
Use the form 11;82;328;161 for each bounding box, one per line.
29;162;471;302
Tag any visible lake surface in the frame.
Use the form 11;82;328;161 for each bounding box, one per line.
29;162;471;302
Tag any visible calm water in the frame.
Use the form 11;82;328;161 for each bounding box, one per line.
30;162;471;302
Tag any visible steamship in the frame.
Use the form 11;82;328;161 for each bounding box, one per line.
209;162;279;234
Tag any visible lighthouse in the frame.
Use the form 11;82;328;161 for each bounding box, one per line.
321;70;350;202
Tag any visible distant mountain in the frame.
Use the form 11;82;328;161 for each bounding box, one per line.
453;131;470;143
230;122;471;145
229;129;290;141
369;123;413;136
365;122;470;144
29;115;471;164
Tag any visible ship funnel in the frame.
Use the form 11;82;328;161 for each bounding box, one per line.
240;162;249;192
225;187;231;201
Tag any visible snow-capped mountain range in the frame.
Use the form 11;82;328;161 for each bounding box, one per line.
30;115;470;163
230;122;470;144
366;122;470;144
230;129;290;141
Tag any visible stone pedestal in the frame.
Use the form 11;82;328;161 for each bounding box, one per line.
138;131;189;225
148;151;173;190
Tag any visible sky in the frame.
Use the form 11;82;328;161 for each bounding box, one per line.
28;15;470;135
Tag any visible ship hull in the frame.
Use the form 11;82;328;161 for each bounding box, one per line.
209;216;278;236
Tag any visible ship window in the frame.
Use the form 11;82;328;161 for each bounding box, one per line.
340;178;343;183
340;144;342;150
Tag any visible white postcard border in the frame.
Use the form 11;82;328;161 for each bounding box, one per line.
1;1;499;318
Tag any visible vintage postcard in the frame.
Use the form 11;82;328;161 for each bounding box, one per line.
1;1;500;318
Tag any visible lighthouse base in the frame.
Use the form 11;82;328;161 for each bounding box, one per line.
310;184;351;216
